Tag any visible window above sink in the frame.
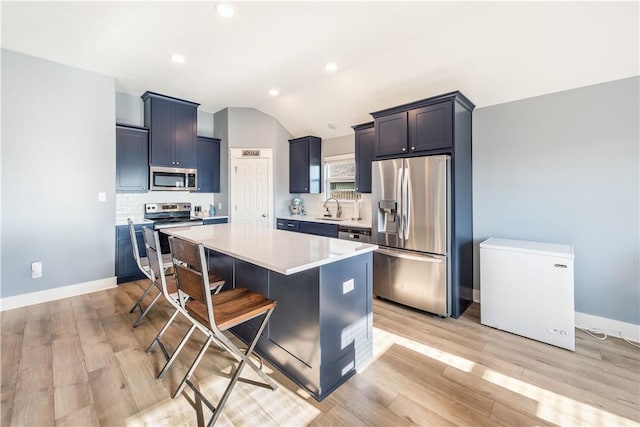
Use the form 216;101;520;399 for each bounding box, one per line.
324;154;360;202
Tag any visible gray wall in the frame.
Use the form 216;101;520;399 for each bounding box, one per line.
115;91;215;137
213;108;229;216
473;76;639;325
221;108;293;218
1;49;116;298
322;134;354;157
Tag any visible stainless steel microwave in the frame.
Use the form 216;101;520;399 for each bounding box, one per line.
150;166;197;191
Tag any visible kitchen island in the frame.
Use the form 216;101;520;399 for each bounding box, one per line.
163;223;378;400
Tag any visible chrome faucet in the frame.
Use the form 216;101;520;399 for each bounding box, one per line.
323;197;342;218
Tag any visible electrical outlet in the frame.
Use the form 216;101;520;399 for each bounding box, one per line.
218;202;222;210
31;261;42;279
98;192;106;202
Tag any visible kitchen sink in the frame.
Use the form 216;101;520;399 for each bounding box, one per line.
315;217;344;221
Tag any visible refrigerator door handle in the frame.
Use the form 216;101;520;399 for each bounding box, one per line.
396;167;404;240
376;247;443;263
404;167;411;241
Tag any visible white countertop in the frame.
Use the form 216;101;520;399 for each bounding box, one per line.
115;217;153;226
277;215;372;229
162;223;378;275
115;215;229;226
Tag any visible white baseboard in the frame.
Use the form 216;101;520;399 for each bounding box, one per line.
473;289;638;343
575;311;640;343
0;277;117;312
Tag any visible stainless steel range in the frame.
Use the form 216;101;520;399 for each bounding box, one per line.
144;202;203;252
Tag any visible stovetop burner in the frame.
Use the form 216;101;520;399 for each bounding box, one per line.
144;202;203;230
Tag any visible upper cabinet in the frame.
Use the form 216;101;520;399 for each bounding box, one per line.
289;136;322;193
371;92;472;158
196;136;221;193
142;92;199;169
116;125;148;192
352;122;375;193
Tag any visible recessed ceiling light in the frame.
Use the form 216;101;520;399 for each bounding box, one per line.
268;89;279;96
327;122;337;129
170;54;186;64
216;2;235;18
325;62;338;72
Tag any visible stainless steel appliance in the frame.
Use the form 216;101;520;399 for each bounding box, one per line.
338;226;372;243
372;155;450;316
144;202;203;252
150;166;197;191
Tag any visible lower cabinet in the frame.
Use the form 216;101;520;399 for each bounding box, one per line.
115;224;148;284
276;218;338;238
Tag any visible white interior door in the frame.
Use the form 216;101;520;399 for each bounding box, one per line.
230;154;272;227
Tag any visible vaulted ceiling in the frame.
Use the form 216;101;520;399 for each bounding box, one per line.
2;1;638;138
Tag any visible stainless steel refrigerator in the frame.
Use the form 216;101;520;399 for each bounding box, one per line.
372;155;450;316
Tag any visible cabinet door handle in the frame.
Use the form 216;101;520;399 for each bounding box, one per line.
262;214;268;217
402;148;406;152
411;146;416;150
287;224;294;228
554;264;568;268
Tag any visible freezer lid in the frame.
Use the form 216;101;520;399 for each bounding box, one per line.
480;238;574;259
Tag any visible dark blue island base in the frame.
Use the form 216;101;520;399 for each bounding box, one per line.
208;250;374;401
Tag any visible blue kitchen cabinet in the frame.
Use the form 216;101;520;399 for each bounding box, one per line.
374;111;408;157
298;221;338;238
276;218;338;238
116;125;149;192
196;136;221;193
115;224;148;284
289;136;322;194
142;91;199;169
276;218;299;231
408;101;453;152
371;92;471;158
353;122;375;193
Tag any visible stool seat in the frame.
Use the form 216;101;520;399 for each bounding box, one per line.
186;288;276;331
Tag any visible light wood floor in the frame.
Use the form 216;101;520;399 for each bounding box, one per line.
1;280;639;426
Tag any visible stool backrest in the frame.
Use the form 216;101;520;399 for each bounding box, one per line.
170;238;213;320
128;218;148;277
142;227;164;291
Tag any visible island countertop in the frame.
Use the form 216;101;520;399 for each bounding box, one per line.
162;223;378;275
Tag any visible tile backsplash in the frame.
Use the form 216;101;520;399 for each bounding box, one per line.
291;194;372;222
116;192;216;222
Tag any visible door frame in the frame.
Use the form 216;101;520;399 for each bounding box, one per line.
229;148;274;226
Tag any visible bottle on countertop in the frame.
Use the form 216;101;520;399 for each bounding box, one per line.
209;204;216;217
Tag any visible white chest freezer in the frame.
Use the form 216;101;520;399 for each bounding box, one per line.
480;238;575;351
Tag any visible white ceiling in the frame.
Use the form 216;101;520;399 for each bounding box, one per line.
2;1;638;138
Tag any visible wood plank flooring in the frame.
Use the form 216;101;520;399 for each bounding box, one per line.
1;280;638;426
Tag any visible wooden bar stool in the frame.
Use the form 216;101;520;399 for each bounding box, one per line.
142;227;225;379
169;236;278;426
127;218;174;327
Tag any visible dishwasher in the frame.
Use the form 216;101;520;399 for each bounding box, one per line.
338;226;372;243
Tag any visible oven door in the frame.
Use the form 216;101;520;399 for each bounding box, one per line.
150;166;197;191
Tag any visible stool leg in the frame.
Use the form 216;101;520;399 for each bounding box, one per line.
129;280;154;313
132;291;161;328
208;308;276;426
147;308;179;353
157;323;197;380
173;335;212;399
